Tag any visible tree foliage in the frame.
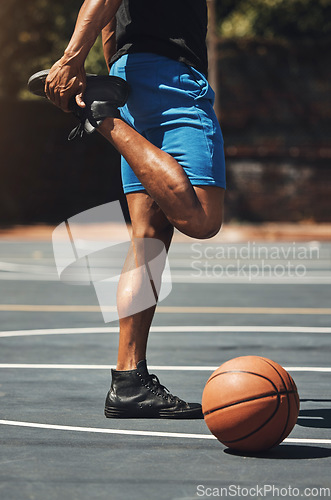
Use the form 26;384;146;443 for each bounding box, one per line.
217;0;331;39
1;0;330;99
0;0;107;99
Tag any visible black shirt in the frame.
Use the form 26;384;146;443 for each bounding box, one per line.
110;0;208;76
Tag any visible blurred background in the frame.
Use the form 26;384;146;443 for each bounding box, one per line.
0;0;330;226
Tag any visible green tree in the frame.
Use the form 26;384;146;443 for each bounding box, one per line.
0;0;107;99
218;0;331;40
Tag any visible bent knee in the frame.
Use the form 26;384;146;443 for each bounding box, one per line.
196;222;223;240
187;220;223;240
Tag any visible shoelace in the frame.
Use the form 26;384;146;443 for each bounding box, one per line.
68;122;86;141
148;374;181;403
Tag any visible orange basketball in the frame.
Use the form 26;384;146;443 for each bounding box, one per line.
202;356;300;452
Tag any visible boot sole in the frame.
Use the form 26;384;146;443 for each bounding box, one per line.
104;405;203;420
27;70;51;97
27;69;129;106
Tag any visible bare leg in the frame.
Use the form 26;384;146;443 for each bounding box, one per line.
105;191;202;417
98;118;224;239
116;192;174;370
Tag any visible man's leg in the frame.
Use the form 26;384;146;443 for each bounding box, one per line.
104;192;202;418
98;118;224;240
116;191;174;371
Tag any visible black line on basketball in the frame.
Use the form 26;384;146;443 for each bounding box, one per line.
221;391;281;445
221;389;300;445
206;369;281;390
261;358;293;448
203;389;298;417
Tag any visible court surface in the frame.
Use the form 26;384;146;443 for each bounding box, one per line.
0;236;331;500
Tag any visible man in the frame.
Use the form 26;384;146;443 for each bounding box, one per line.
45;0;226;419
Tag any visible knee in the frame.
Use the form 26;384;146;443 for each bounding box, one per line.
203;221;223;239
189;220;223;240
132;221;174;243
184;207;223;239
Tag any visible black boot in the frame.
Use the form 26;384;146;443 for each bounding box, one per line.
27;69;130;139
104;360;203;419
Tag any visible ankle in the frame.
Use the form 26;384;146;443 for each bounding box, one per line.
116;358;146;371
98;116;121;135
116;353;146;371
116;362;136;371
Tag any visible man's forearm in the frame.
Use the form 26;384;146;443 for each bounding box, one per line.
45;0;122;111
63;0;122;65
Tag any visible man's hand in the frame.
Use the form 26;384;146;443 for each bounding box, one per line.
44;0;123;112
45;58;87;112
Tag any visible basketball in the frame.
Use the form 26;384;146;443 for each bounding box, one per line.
202;356;300;452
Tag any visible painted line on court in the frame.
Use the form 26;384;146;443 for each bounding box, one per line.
0;327;119;337
0;420;330;445
1;272;331;285
1;304;331;315
0;305;109;312
171;277;331;285
0;419;214;440
1;325;331;338
157;307;331;315
285;438;331;445
0;364;330;373
1;260;331;285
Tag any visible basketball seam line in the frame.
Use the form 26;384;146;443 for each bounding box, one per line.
262;358;290;448
206;369;282;386
261;358;298;448
203;389;297;417
221;397;281;445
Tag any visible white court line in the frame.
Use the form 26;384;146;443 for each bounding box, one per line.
0;364;330;372
0;419;214;440
1;260;331;285
0;327;118;337
1;325;331;338
285;438;331;445
0;420;330;445
1;272;331;284
171;269;331;285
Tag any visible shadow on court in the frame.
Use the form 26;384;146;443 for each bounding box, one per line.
297;408;331;429
224;445;331;460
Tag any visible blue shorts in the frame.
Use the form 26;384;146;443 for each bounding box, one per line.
109;53;226;194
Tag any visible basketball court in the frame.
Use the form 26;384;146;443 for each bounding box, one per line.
0;233;330;499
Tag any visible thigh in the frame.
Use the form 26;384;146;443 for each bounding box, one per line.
111;53;226;195
194;185;225;226
146;106;226;191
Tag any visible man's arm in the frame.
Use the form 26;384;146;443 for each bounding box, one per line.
45;0;123;112
102;18;117;73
